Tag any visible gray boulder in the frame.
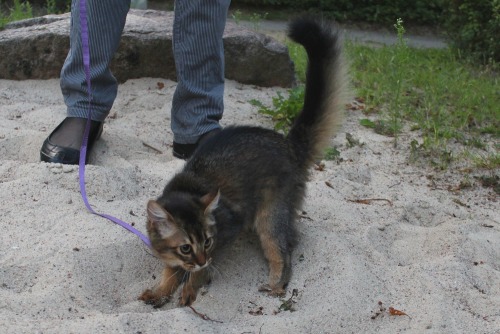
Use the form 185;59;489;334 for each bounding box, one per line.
0;10;295;87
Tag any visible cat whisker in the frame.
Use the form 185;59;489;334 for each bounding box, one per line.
182;270;190;284
152;268;180;292
142;246;156;258
208;263;224;279
166;269;180;283
205;266;216;285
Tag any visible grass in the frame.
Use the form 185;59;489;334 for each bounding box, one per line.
472;153;500;170
350;39;498;168
253;19;498;169
350;44;498;136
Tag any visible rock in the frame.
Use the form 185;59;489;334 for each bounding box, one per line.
0;10;295;87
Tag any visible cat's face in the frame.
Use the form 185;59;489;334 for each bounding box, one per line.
146;191;219;272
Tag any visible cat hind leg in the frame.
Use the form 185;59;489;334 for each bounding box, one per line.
255;203;296;297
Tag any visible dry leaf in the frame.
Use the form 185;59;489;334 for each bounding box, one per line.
388;306;411;318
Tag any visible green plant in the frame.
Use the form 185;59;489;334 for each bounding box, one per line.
478;174;500;194
246;13;497;169
324;147;341;161
248;37;308;134
250;85;304;134
286;41;307;83
231;9;243;25
348;27;498;168
9;0;32;20
388;18;408;146
473;153;500;169
45;0;56;14
410;138;454;169
444;0;499;64
359;19;409;145
0;2;5;28
231;0;444;25
0;0;33;29
248;11;268;30
360;118;398;137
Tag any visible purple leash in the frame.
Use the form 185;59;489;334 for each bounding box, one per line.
78;0;151;248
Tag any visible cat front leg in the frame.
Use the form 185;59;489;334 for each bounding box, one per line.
179;268;210;306
139;266;181;308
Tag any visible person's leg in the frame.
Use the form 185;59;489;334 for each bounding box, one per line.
171;0;230;149
62;0;130;122
45;0;130;148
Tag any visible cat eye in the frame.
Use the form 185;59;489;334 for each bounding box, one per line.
179;244;192;255
204;237;213;249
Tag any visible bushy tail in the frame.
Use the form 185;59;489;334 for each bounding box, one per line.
287;17;347;167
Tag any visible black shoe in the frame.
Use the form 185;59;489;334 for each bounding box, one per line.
40;118;103;165
173;128;221;160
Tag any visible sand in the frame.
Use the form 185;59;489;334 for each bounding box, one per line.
0;77;498;333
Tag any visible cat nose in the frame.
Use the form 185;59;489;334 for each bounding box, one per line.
195;253;206;266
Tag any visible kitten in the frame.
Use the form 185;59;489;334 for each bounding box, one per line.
139;17;347;307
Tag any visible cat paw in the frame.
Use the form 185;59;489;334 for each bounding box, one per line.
138;289;170;308
258;284;286;297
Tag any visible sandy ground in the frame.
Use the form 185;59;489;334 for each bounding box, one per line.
0;75;498;334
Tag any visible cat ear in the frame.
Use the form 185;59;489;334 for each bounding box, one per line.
147;200;177;238
201;189;220;216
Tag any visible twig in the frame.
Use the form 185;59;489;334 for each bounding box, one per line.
142;141;163;154
347;198;393;206
388;180;402;188
188;305;223;323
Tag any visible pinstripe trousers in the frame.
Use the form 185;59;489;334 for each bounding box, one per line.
61;0;230;144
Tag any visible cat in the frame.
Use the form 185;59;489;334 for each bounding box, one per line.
139;16;347;307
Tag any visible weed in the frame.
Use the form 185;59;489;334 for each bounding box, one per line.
249;40;305;133
409;138;454;169
477;174;500;195
231;9;242;25
286;41;307;83
388;18;409;146
250;85;304;134
0;0;33;29
458;175;473;190
324;147;341;161
360;118;399;137
45;0;56;14
345;133;364;148
249;12;268;31
357;18;409;145
461;136;486;150
473;153;500;170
